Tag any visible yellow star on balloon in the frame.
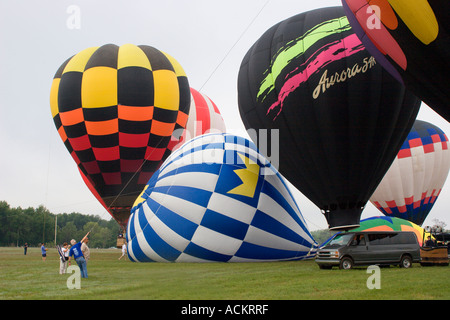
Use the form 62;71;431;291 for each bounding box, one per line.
227;154;260;198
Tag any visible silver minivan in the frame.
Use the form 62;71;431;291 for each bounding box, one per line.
315;231;421;269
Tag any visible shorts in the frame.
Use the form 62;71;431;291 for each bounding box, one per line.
42;254;47;257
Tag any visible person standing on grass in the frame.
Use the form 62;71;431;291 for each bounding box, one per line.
24;243;28;255
81;237;90;263
68;232;90;278
41;243;48;261
59;242;70;274
118;242;127;260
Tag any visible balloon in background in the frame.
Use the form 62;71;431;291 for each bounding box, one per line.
342;0;450;121
50;44;191;228
350;216;433;247
238;7;421;230
169;88;226;151
370;120;450;226
127;133;318;262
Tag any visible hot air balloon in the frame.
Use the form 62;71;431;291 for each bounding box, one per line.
342;0;450;121
169;88;226;151
127;133;318;262
320;216;433;247
351;216;432;247
50;44;191;228
370;120;450;226
237;7;421;230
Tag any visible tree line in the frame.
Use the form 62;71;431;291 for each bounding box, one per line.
3;200;445;249
0;201;121;248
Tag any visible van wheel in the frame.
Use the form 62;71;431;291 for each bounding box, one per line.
400;255;412;268
340;257;353;270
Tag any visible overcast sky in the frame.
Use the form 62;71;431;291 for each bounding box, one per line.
1;0;448;231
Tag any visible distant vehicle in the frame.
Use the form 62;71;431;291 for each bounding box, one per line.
316;231;421;269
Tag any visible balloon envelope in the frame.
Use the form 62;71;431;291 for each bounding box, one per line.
238;7;421;230
350;216;432;247
170;88;226;151
342;0;450;121
126;133;317;262
370;120;450;226
50;44;190;228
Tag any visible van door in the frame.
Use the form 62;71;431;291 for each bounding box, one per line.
346;234;369;264
366;233;397;262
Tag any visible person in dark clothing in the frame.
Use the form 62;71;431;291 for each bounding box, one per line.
425;236;436;247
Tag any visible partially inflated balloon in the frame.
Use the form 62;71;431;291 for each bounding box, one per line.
170;88;226;151
342;0;450;121
370;120;450;226
238;7;420;230
50;44;190;228
127;133;317;262
350;216;432;247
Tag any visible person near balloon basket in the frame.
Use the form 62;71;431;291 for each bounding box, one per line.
118;242;127;260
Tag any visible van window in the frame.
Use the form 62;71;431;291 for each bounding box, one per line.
328;233;354;246
351;234;366;246
368;233;416;245
396;232;417;244
368;233;394;245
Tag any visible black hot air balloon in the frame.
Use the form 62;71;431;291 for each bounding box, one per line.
238;7;421;230
342;0;450;121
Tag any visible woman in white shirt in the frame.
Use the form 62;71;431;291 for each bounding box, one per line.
59;242;70;274
119;243;127;260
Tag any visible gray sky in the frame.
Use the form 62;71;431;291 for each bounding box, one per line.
1;0;448;231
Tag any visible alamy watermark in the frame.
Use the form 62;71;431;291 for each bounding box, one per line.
366;265;381;289
66;265;81;289
66;5;81;30
366;5;382;30
170;127;280;176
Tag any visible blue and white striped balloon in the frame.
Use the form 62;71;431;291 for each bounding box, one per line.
127;133;317;262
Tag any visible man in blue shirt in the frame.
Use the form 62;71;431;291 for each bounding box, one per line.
41;243;48;261
69;232;90;278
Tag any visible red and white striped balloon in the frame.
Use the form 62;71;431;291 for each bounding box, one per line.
172;88;226;150
370;120;450;226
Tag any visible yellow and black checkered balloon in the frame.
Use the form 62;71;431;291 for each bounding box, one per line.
50;44;190;228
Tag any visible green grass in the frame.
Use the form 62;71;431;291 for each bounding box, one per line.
1;247;449;300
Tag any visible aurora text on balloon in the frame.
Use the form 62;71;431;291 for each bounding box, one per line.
237;7;421;230
313;56;376;99
259;27;365;120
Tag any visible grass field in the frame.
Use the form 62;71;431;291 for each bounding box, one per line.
1;247;449;300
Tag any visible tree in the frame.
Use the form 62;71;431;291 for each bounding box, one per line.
311;229;338;246
59;221;78;243
0;201;117;247
431;219;448;233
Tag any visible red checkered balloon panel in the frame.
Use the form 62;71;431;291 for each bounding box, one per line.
50;44;190;228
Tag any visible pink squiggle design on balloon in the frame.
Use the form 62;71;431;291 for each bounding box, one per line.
266;33;365;120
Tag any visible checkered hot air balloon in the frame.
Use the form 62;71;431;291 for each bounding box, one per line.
370;120;450;226
126;133;318;262
50;44;190;228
